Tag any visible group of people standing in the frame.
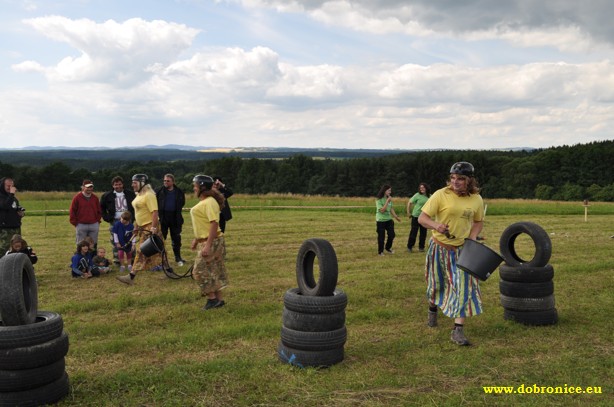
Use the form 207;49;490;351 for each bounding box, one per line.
375;162;485;346
65;172;233;311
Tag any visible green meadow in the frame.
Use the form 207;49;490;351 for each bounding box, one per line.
12;193;614;406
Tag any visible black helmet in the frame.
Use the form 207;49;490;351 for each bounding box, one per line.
193;174;214;190
131;174;149;184
449;162;474;177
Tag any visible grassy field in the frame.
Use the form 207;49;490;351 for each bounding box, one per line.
11;194;614;406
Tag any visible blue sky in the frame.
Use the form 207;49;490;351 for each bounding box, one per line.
1;0;613;150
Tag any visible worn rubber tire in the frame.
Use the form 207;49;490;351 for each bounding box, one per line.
503;308;559;326
296;238;338;296
500;294;555;312
281;325;347;351
499;264;554;283
499;280;554;298
0;371;69;406
283;288;347;314
499;222;552;267
277;341;344;368
282;307;345;332
0;254;38;326
0;311;63;349
0;358;65;392
0;331;69;370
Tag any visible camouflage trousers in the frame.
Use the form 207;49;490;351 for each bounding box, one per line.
192;236;228;296
0;227;20;258
132;225;163;272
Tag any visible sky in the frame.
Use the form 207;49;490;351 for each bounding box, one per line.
1;0;613;150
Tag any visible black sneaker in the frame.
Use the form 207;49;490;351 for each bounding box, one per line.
203;299;225;310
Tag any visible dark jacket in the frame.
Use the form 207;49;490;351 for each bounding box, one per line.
6;247;38;265
0;177;22;229
155;186;185;226
100;189;136;224
218;186;233;221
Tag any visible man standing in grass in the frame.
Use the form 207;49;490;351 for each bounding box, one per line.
190;175;228;310
100;176;135;265
0;177;25;257
156;174;187;266
69;179;102;249
418;162;484;346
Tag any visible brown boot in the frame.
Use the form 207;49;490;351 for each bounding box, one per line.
427;310;438;327
451;327;471;346
116;274;134;286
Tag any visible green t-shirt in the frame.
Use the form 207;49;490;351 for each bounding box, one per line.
375;197;393;222
409;193;430;217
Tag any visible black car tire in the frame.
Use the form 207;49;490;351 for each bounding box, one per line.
499;280;554;298
282;307;345;332
296;238;338;297
499;264;554;283
0;254;38;326
503;308;559;326
281;325;347;351
0;311;63;349
283;288;347;314
0;371;69;406
0;358;65;392
500;294;555;312
0;331;69;370
499;222;552;267
277;341;344;368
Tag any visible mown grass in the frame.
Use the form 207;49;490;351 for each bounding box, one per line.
14;194;614;406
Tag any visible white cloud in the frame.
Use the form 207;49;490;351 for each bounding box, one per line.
21;16;200;86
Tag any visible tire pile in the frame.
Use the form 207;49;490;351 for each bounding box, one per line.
278;238;347;368
0;254;70;406
498;222;558;326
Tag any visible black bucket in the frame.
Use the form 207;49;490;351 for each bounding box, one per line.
457;238;504;281
140;235;164;257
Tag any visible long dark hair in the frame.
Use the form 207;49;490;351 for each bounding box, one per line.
376;184;391;199
198;187;226;211
419;182;431;196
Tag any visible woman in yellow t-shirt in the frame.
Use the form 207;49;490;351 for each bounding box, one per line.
116;174;162;285
190;175;228;310
418;162;484;346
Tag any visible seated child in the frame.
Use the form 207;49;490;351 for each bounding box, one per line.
5;234;38;264
71;240;94;278
113;211;136;273
92;247;111;275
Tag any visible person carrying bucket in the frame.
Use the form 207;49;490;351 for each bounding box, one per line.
418;161;485;346
116;174;163;285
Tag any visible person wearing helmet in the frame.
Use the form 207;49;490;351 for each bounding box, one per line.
116;174;162;285
418;161;485;346
190;174;228;310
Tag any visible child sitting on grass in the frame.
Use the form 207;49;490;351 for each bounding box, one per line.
92;247;111;275
71;240;94;278
5;234;38;264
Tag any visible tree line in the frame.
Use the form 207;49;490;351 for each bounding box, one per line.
2;140;613;201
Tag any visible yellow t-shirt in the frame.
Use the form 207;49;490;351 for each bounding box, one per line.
132;191;158;226
421;187;484;246
190;196;221;239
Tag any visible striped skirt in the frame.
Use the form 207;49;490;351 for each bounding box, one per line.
424;238;483;318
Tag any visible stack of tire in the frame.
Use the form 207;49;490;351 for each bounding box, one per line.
498;222;558;326
0;254;69;406
278;238;347;368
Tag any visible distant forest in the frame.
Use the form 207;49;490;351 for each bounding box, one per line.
1;140;613;201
